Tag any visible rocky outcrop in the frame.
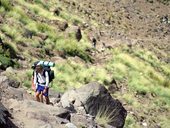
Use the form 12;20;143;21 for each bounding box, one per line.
1;74;126;127
60;82;127;128
7;99;71;128
0;103;17;128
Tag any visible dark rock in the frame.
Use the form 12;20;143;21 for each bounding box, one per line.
60;82;127;128
57;111;71;121
66;26;82;41
0;102;18;128
108;78;119;93
9;80;20;88
0;38;3;45
36;33;48;40
23;29;35;39
75;27;82;42
92;38;97;48
53;7;62;16
108;85;119;94
55;116;69;124
58;21;68;31
1;42;17;58
0;69;3;74
0;15;3;23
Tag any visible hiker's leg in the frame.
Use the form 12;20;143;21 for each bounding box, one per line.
43;88;50;104
35;92;40;102
35;85;43;102
40;92;43;103
45;96;50;104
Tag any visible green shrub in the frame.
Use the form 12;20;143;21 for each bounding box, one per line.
0;42;17;58
23;80;31;88
0;54;14;69
0;0;12;11
163;79;170;87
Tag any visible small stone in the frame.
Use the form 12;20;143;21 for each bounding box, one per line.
65;123;77;128
6;67;14;73
142;122;147;127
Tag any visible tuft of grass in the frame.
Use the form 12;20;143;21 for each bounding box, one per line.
95;105;118;127
18;70;33;88
60;11;83;24
36;22;52;33
17;0;60;20
55;38;92;62
34;0;50;10
12;6;32;25
52;60;110;92
106;45;170;107
124;114;140;128
1;25;18;40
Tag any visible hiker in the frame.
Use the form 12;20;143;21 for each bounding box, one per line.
33;63;50;104
31;61;55;104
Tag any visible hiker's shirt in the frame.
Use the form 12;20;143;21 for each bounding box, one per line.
34;70;49;88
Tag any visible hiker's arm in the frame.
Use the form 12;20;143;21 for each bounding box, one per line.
33;72;37;85
45;71;49;88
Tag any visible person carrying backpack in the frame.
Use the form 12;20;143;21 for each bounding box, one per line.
32;61;55;104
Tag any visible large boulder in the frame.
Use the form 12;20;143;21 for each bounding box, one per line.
0;76;30;101
7;99;71;128
58;21;68;31
65;26;82;42
60;82;127;128
0;102;17;128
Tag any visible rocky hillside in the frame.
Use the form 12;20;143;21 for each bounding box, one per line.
0;0;170;128
60;0;170;61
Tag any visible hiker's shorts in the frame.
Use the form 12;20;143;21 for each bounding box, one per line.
36;85;49;97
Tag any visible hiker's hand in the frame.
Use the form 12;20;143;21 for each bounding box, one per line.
33;84;36;92
33;87;36;92
43;88;47;94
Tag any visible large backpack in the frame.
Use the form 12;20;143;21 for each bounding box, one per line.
42;66;55;83
32;61;55;83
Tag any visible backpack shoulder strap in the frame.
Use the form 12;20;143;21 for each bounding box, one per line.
42;68;49;77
